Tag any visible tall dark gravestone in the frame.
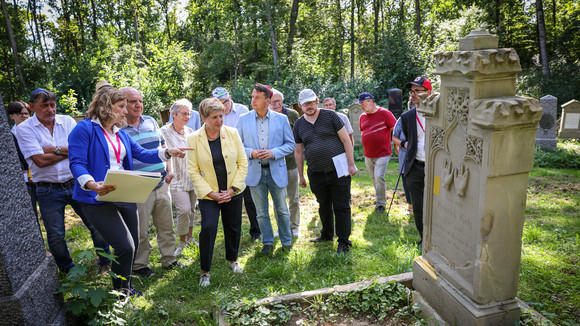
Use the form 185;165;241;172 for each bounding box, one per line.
0;94;66;325
388;88;404;118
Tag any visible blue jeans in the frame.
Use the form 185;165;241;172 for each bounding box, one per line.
36;183;111;271
250;168;292;246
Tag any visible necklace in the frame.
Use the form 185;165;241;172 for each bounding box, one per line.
207;133;219;141
171;123;184;135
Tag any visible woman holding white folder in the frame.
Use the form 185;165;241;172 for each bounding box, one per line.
68;85;188;297
187;97;248;287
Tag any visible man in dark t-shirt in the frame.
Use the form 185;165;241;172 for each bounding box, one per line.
293;89;357;254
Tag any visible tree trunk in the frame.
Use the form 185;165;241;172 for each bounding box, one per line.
233;0;241;83
2;48;16;97
415;0;420;35
26;0;38;59
90;0;97;40
536;0;550;75
1;0;26;93
399;0;404;23
264;0;279;81
336;0;343;80
551;0;556;28
350;0;355;80
31;0;47;63
373;0;380;45
286;0;299;66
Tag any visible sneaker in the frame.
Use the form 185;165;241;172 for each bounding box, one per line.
133;267;155;277
98;262;111;275
164;261;182;270
199;273;210;287
251;234;261;242
229;261;244;274
261;244;273;255
309;235;332;243
121;287;143;298
292;228;301;237
187;237;199;246
174;242;187;256
376;205;385;213
281;244;292;253
337;243;350;254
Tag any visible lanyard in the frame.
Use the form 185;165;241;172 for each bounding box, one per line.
101;127;121;163
416;112;425;133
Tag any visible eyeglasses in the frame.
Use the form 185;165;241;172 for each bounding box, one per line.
179;112;191;117
14;111;30;116
409;89;428;95
219;99;229;105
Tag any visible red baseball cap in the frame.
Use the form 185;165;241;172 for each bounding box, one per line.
406;76;432;91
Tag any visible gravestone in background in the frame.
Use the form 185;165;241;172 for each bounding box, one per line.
347;103;362;145
388;88;404;118
535;95;558;149
412;29;542;325
558;100;580;139
0;94;66;325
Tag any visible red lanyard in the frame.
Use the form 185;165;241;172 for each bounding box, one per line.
416;112;425;133
101;128;121;163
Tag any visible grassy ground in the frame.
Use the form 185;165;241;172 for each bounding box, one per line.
58;154;579;325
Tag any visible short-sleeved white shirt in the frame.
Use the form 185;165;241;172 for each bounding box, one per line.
15;114;77;183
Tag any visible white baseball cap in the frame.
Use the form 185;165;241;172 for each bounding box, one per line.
298;89;318;105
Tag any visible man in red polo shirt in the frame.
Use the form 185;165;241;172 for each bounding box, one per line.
358;92;397;212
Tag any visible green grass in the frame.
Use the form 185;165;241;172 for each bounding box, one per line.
54;152;579;325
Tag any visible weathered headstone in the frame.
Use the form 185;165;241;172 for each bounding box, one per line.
347;103;362;145
388;88;404;118
535;95;558;149
558;100;580;139
412;29;542;325
0;94;66;325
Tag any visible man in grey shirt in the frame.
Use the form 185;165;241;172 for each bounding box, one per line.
323;97;354;145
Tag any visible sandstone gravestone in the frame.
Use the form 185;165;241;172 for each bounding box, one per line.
0;94;66;325
535;95;558;149
412;29;542;325
347;103;362;145
558;100;580;139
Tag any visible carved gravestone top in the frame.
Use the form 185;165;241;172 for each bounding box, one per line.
536;95;558;149
413;29;542;326
0;94;66;324
348;103;363;145
559;100;580;139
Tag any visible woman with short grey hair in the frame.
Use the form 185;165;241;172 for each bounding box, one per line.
161;98;200;256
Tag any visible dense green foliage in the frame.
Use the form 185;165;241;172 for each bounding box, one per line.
1;0;579;117
534;140;580;169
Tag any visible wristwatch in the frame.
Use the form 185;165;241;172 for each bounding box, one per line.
55;146;62;155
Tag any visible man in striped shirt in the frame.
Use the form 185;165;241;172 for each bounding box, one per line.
122;87;178;277
293;89;357;254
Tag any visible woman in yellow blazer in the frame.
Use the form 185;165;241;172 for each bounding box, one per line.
187;97;248;287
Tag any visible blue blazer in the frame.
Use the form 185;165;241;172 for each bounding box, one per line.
236;110;295;188
69;119;163;204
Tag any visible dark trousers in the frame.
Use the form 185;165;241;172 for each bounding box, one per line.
36;184;110;271
27;182;38;219
308;169;352;246
243;188;260;238
198;194;243;272
402;174;411;204
81;202;139;290
406;162;425;239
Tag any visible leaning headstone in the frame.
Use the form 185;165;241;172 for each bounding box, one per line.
535;95;558;149
412;29;542;325
347;103;362;145
558;100;580;139
0;94;66;325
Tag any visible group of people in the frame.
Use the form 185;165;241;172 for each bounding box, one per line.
6;75;432;295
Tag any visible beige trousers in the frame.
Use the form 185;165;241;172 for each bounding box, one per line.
171;190;199;236
133;182;176;269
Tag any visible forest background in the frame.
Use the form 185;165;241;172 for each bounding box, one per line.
1;0;579;118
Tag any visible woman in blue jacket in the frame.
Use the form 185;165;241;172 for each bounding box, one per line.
69;86;187;297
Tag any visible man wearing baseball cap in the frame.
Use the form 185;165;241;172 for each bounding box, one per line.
357;92;397;213
293;89;357;254
211;87;261;242
396;76;432;247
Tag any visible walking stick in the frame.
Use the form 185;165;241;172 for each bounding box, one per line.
386;173;401;218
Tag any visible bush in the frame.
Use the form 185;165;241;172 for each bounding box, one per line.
534;140;580;169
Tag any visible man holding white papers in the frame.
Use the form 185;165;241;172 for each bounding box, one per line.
293;89;357;254
122;87;178;277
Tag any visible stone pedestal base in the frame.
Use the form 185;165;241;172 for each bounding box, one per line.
413;258;521;326
0;254;66;325
535;138;558;150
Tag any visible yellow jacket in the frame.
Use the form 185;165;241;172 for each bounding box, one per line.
186;125;247;200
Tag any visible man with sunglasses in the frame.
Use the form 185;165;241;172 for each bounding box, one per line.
211;87;261;242
398;77;432;247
